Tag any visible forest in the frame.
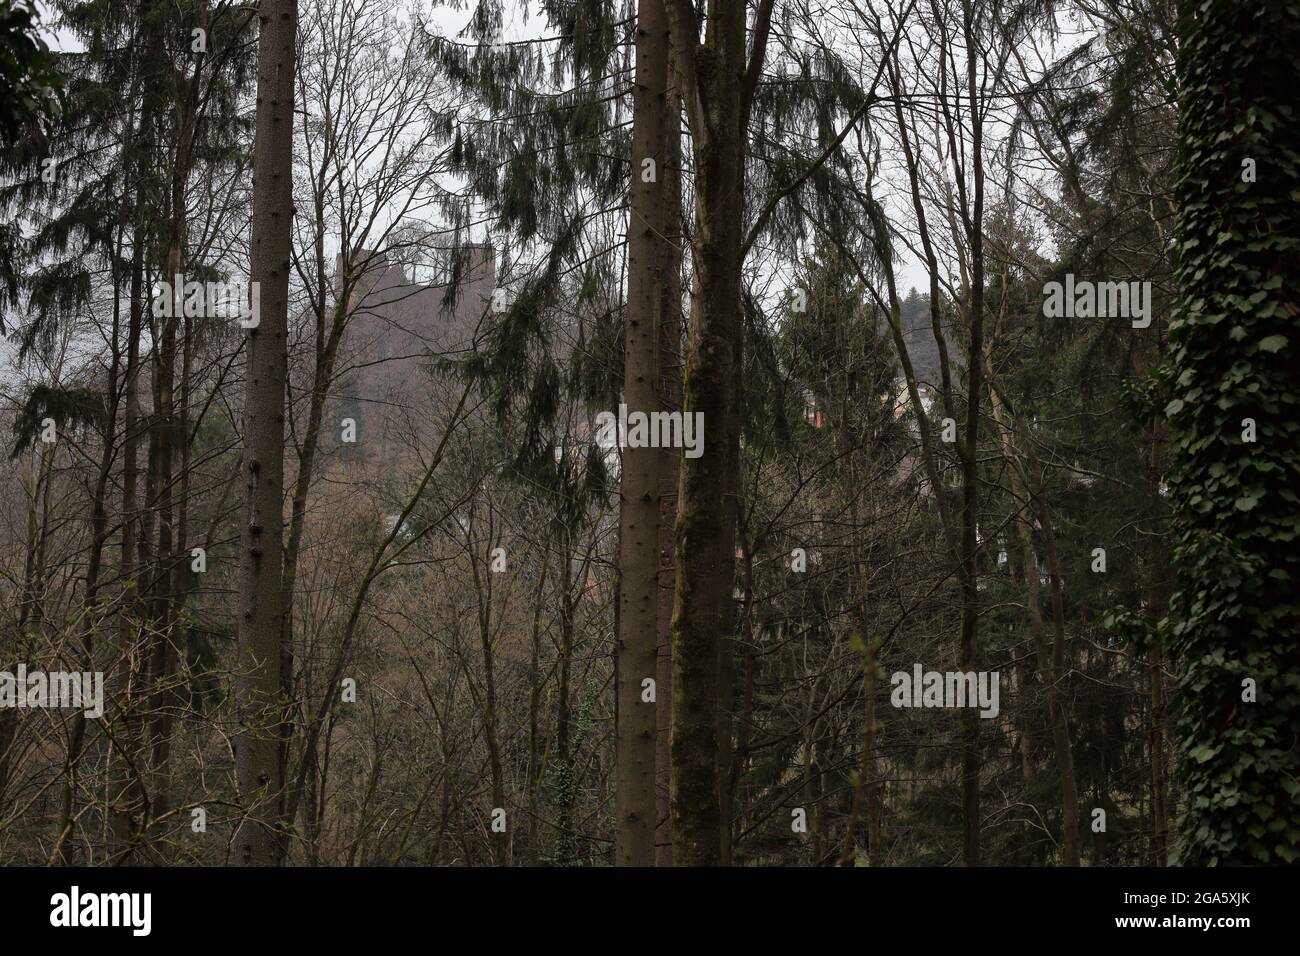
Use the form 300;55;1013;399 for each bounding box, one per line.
0;0;1296;869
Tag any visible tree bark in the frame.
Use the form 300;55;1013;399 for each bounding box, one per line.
109;222;147;857
654;56;682;867
233;0;297;866
956;0;985;867
615;0;673;867
662;0;772;868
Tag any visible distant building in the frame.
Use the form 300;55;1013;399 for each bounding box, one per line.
329;242;495;465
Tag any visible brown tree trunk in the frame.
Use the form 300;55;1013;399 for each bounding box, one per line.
276;266;349;849
144;106;195;827
527;560;549;861
469;503;507;866
554;526;577;862
864;657;881;864
144;231;181;831
956;0;985;867
110;224;146;857
233;0;297;866
852;500;882;867
662;0;772;867
1031;490;1081;865
615;0;673;867
654;69;682;865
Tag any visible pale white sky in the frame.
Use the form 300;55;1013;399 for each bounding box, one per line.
33;0;950;303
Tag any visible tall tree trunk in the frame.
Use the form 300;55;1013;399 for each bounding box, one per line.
851;495;882;866
864;655;881;864
469;503;507;866
527;560;549;861
277;267;349;849
662;0;772;867
956;0;985;867
233;0;297;866
615;0;673;867
1031;489;1081;864
110;224;147;857
144;228;181;831
146;101;196;826
653;156;681;865
554;526;577;863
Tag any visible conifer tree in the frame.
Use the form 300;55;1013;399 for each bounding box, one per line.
615;0;674;867
233;0;297;867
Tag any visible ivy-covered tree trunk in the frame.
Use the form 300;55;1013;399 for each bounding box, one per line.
1168;0;1300;865
233;0;297;867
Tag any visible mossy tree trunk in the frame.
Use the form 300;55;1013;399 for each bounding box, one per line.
662;0;774;866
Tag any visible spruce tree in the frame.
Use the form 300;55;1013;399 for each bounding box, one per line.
233;0;297;867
